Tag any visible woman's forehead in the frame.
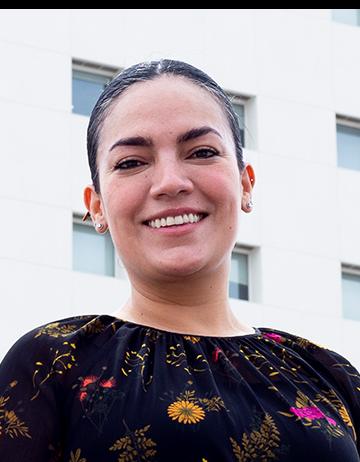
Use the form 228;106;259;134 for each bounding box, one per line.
103;75;228;133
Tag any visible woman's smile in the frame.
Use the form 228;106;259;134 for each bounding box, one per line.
143;213;209;236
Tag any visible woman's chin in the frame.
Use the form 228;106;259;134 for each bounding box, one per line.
152;255;207;279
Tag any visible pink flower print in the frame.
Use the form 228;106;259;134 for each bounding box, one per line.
325;416;337;426
290;406;336;426
263;333;284;343
212;347;223;363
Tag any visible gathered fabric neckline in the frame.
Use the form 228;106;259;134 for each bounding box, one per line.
106;314;262;340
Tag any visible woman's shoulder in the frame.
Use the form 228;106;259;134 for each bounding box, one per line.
259;326;358;366
260;326;360;405
1;314;116;364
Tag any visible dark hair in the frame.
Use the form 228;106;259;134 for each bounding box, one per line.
87;59;245;194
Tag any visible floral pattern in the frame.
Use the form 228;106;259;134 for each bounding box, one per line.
278;389;345;440
168;400;205;424
161;379;228;429
69;448;87;462
0;381;31;440
73;368;125;434
0;316;359;461
109;422;157;461
229;411;287;461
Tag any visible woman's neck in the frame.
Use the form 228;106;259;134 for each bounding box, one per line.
112;271;254;337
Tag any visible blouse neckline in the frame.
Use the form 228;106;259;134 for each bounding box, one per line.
104;314;262;340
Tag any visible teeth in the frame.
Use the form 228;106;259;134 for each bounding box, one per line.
148;213;204;229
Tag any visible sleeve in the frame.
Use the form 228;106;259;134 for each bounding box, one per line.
0;328;64;461
316;347;360;452
287;332;360;453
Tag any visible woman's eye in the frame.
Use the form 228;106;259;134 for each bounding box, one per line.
114;159;144;170
191;148;218;159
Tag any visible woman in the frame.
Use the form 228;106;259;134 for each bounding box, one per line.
0;59;359;461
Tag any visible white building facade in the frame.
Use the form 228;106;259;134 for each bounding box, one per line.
1;9;359;367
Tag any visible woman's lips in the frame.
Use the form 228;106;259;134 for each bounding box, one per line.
143;215;208;235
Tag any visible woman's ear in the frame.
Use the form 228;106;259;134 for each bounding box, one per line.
83;185;107;230
241;164;255;213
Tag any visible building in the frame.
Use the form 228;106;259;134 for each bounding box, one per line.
0;9;359;367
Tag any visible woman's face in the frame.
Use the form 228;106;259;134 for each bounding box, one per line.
93;75;245;282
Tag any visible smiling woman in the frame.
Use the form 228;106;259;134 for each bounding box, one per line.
0;59;359;462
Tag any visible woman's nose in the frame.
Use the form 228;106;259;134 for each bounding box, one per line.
149;159;194;198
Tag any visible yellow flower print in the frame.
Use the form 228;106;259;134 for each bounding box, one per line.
314;389;355;439
110;423;157;461
69;448;87;462
34;322;79;338
338;404;353;429
230;413;282;461
167;400;205;424
183;335;201;344
0;383;31;440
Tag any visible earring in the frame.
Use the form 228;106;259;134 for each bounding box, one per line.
82;211;90;222
95;223;104;230
246;200;253;209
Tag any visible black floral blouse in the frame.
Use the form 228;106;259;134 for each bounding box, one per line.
0;314;359;461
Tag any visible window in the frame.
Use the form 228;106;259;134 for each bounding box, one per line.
229;96;246;148
73;215;115;277
72;60;118;116
342;265;360;321
332;9;360;26
229;248;249;300
336;117;360;171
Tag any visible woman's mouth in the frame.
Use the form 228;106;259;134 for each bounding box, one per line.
143;213;209;235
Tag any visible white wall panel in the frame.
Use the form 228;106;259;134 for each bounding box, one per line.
260;246;341;317
0;40;71;111
260;154;339;258
0;199;72;269
0;102;71;207
254;12;332;108
257;96;337;166
0;10;70;52
332;23;360;119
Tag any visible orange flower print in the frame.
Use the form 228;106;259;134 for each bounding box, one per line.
100;378;116;388
167;400;205;424
79;376;116;401
79;376;98;402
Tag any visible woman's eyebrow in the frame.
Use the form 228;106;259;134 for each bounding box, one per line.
109;126;222;152
176;126;222;144
109;136;152;152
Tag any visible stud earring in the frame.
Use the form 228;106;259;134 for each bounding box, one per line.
95;223;104;230
246;200;253;209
